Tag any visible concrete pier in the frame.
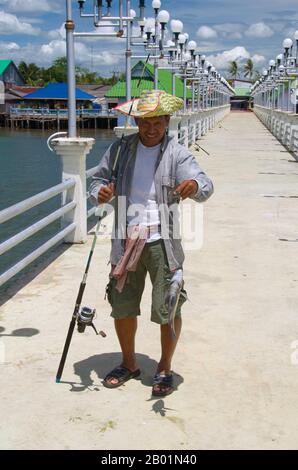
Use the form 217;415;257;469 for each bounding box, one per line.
1;112;298;449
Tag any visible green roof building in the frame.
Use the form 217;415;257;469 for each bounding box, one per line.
0;60;24;87
105;60;192;105
230;79;252;111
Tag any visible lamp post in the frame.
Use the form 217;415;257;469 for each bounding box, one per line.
177;33;187;111
126;0;132;124
152;0;161;88
66;0;76;137
187;40;197;111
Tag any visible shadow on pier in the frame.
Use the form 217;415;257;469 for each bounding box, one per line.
60;352;184;394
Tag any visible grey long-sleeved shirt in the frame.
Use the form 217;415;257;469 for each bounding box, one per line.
89;132;214;270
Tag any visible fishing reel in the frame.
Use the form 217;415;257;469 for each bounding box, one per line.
77;306;106;338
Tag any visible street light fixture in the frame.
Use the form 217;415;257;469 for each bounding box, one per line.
157;9;170;30
144;23;153;40
184;32;189;46
183;51;191;63
294;31;298;66
178;33;186;44
283;37;293;64
276;53;283;66
187;40;197;55
166;39;175;59
171;19;183;43
283;38;293;49
139;18;145;34
178;32;186;59
152;0;161;14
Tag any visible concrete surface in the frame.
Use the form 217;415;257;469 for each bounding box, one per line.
1;111;298;450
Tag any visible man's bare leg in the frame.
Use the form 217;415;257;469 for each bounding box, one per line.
151;317;182;394
105;317;139;386
157;317;182;374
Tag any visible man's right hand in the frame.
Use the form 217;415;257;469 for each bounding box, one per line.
98;182;114;204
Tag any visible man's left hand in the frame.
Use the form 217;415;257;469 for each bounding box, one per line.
174;180;198;200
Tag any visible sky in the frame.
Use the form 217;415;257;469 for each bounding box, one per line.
1;0;298;77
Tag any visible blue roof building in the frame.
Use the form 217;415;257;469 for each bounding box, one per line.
23;83;96;101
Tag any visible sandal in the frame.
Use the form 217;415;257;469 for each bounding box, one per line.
103;365;141;389
152;372;174;397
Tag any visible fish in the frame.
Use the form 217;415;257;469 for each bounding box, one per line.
165;269;184;339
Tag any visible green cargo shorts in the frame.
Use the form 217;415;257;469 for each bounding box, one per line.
105;239;187;325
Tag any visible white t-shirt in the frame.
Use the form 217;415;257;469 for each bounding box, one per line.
127;141;161;242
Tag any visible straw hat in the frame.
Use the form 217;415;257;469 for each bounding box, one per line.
115;89;183;118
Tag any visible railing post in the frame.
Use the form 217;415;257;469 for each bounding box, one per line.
168;115;181;142
52;137;95;243
189;113;197;145
180;114;190;147
196;114;202;140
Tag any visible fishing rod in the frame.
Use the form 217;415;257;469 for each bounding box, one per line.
194;143;210;156
56;54;151;383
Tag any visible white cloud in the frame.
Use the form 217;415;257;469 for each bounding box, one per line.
196;26;218;40
40;40;121;67
0;41;20;51
48;23;66;40
0;10;40;35
0;37;122;69
251;54;266;65
0;0;57;13
206;46;251;70
40;39;66;59
18;17;45;25
245;22;274;38
213;23;243;40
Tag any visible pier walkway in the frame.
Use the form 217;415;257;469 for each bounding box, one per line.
1;111;298;450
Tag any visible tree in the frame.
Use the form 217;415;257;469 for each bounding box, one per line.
228;60;239;79
253;70;261;83
243;59;254;79
17;57;123;86
18;61;41;84
46;56;68;83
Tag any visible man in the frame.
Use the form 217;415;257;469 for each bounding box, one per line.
89;90;214;396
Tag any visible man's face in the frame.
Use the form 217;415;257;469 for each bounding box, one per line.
135;115;170;147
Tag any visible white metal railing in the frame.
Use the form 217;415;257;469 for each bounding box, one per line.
0;179;76;287
0;202;76;257
173;105;230;146
0;180;75;225
178;127;186;145
0;224;76;287
9;107;117;118
254;105;298;159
